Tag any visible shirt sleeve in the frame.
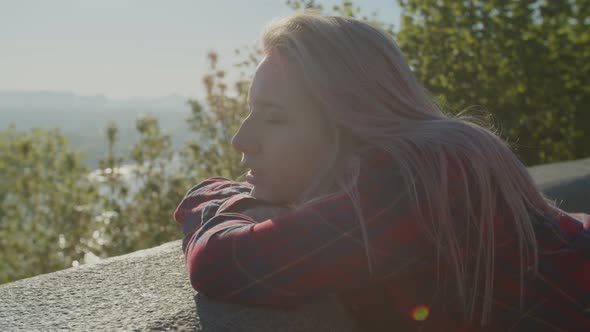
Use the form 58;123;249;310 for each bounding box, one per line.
173;177;256;253
180;150;428;307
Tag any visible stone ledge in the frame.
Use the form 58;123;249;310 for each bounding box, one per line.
0;240;357;331
528;157;590;213
1;158;588;331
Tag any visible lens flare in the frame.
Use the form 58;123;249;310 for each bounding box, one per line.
411;304;430;321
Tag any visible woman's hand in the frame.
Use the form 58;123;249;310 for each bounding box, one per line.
237;205;292;222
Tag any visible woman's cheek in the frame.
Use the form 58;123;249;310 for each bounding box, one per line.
270;133;316;201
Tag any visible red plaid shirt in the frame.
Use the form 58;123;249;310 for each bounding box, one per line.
174;149;590;331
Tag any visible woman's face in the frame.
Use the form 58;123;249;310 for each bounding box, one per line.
231;55;334;204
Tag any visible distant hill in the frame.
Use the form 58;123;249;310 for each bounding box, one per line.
0;91;198;169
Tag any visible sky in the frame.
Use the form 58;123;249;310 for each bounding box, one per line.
0;0;401;99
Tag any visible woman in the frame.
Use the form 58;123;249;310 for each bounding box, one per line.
174;14;590;331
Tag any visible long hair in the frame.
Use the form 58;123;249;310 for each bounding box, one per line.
258;13;553;325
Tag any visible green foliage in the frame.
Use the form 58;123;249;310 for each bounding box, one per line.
93;115;185;257
287;0;394;33
0;126;99;283
0;40;258;285
396;0;590;165
0;117;191;284
183;51;254;180
290;0;589;165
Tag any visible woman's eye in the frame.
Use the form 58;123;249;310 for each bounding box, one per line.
264;110;286;125
248;105;287;125
266;116;284;124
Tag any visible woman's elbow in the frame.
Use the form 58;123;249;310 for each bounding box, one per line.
185;242;227;298
185;249;306;308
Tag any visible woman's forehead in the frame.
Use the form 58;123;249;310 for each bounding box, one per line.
249;57;286;103
249;55;307;107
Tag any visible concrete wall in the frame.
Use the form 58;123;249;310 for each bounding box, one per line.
1;157;588;331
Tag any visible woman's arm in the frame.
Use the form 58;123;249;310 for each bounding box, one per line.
176;152;428;307
173;177;253;252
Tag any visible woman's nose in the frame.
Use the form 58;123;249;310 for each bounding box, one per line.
231;119;260;154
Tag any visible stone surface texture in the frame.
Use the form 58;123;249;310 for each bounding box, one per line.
0;157;588;331
528;157;590;213
0;241;357;332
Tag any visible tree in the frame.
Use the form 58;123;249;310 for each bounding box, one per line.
183;51;255;181
0;126;99;283
286;0;589;165
91;115;188;257
396;0;590;165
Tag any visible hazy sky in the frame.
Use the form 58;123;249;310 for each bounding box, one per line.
0;0;401;99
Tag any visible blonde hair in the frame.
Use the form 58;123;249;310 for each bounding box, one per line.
259;13;553;326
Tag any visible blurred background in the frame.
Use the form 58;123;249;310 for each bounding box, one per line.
1;0;588;284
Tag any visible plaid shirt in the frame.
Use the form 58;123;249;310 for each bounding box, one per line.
174;149;590;331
